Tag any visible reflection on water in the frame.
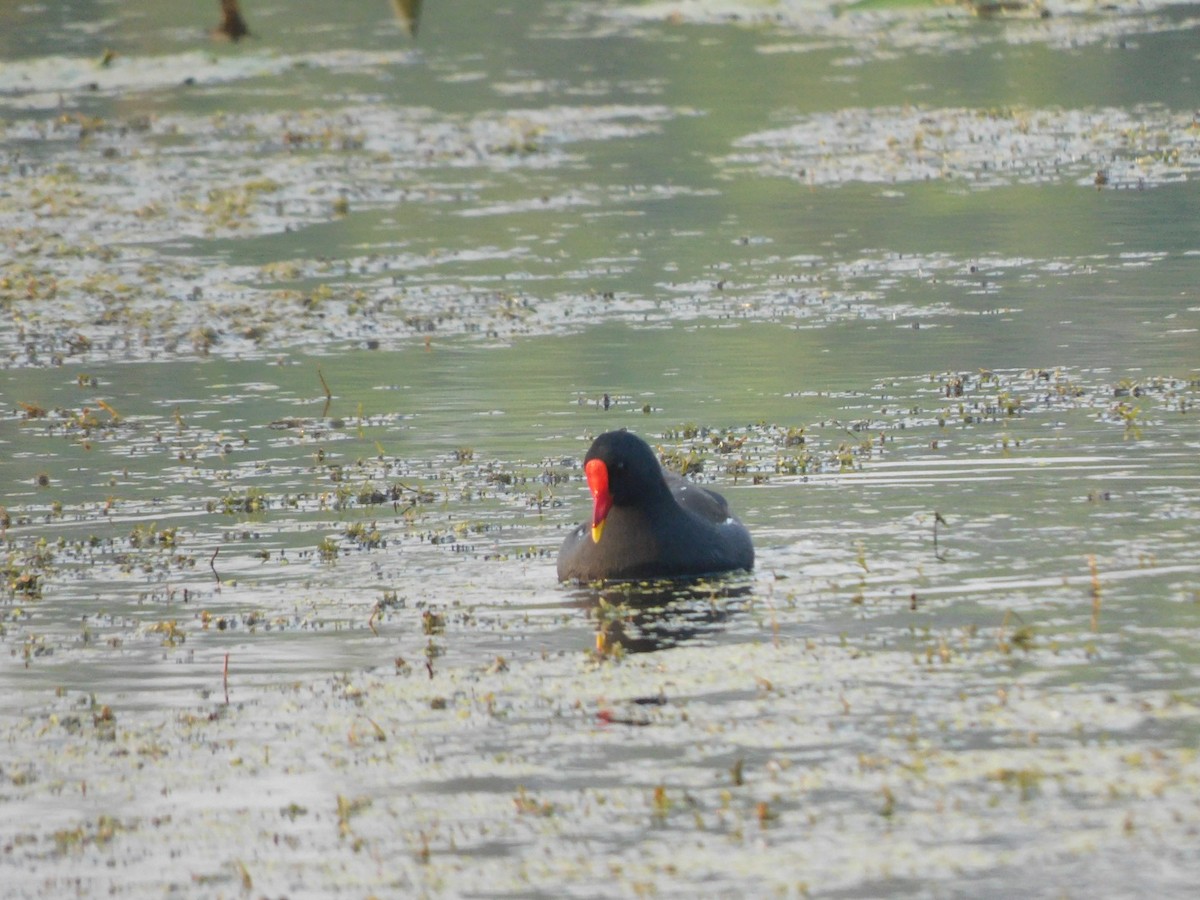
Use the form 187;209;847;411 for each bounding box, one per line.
565;576;755;654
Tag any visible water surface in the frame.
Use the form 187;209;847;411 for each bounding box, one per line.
2;1;1199;896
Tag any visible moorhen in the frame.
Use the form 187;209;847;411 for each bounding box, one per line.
556;430;754;582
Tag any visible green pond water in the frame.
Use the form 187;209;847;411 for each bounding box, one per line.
2;1;1199;896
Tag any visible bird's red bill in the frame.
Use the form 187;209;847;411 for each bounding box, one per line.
585;458;612;543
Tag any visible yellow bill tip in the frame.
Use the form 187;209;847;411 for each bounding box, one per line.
590;520;605;544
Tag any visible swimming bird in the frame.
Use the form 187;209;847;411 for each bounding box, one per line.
557;430;754;582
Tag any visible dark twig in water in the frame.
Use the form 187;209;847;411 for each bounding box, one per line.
933;511;948;561
318;367;333;418
223;652;230;704
210;547;222;590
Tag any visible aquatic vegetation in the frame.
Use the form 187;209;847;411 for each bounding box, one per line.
343;520;384;549
128;522;177;548
725;104;1200;191
421;609;445;635
145;619;185;647
215;488;269;514
317;536;340;563
3;563;42;599
513;786;556;817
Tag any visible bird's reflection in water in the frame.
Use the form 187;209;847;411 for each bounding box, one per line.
564;575;754;654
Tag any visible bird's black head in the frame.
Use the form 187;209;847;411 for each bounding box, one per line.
583;430;668;507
